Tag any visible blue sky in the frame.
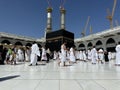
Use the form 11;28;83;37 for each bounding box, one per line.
0;0;120;39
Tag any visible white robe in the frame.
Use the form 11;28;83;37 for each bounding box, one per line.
112;52;116;59
87;50;91;60
41;48;47;61
53;51;58;60
61;44;66;62
30;43;40;65
115;44;120;64
108;52;112;60
83;51;87;60
69;48;76;62
25;49;31;61
91;48;97;63
98;49;104;61
58;52;62;60
66;51;70;60
98;53;104;61
79;51;83;60
17;49;24;61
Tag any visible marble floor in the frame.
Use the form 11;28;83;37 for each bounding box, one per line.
0;60;120;90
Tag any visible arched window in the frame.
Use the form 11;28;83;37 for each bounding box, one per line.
79;43;85;47
87;42;93;47
1;40;11;44
26;43;32;47
106;38;116;52
15;42;23;46
96;40;102;45
106;38;115;44
78;43;85;50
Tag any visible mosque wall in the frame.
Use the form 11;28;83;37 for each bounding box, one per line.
75;35;120;52
0;37;43;47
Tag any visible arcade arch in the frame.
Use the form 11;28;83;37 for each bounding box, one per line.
96;40;103;50
15;41;23;46
87;42;93;49
106;38;116;52
78;43;85;50
26;43;32;47
1;40;11;45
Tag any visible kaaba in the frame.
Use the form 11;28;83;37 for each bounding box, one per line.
46;29;74;52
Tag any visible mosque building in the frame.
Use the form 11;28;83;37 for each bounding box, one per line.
0;25;120;52
0;32;45;47
75;26;120;52
0;0;119;52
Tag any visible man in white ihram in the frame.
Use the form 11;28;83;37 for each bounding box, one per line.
29;42;40;66
58;42;66;66
91;46;97;64
115;42;120;66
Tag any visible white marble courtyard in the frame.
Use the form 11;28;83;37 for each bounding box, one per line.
0;60;120;90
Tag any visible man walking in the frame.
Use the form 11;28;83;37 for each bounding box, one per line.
29;42;40;66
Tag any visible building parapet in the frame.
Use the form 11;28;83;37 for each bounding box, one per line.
0;32;38;42
75;26;120;42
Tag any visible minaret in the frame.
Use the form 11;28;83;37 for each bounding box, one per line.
60;7;66;30
46;7;52;33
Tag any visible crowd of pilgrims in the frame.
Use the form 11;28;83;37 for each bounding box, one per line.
0;42;120;66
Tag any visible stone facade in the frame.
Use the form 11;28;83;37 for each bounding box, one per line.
0;32;45;47
74;26;120;52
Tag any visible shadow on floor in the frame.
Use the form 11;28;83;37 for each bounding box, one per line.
0;75;20;82
65;65;72;66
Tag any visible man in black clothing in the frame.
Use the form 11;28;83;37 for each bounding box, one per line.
104;50;109;62
0;45;4;65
